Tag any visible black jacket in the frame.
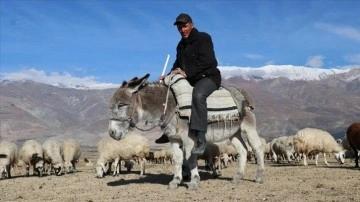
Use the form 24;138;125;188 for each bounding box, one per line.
171;28;221;87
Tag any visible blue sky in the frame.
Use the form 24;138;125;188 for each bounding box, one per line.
1;0;360;87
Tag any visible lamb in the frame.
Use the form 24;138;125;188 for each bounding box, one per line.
293;128;345;166
96;133;150;178
346;122;360;168
42;139;63;176
19;140;45;177
0;141;18;179
61;139;81;174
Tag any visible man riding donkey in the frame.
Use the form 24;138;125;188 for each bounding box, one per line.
156;13;221;155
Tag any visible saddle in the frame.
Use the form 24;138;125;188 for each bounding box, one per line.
164;74;253;122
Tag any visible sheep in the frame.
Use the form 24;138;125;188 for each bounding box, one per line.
227;144;238;162
155;147;173;164
61;139;81;174
270;136;295;163
199;140;237;177
198;142;222;177
293;128;345;166
153;150;162;164
264;142;271;160
19;140;44;177
0;141;18;179
337;137;358;163
102;158;134;176
346;122;360;168
96;133;150;178
42;139;63;176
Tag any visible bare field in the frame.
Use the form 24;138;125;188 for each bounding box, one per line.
1;148;359;202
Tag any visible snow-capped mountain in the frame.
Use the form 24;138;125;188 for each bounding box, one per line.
1;66;359;89
219;65;360;81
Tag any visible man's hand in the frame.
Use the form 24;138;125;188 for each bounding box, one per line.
158;75;166;81
159;68;187;81
171;68;187;77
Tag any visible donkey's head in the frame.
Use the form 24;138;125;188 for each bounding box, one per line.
108;74;150;140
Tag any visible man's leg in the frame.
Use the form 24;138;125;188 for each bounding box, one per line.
190;77;218;155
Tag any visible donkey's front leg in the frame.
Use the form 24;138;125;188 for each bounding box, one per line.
185;142;200;191
187;155;200;191
168;142;183;189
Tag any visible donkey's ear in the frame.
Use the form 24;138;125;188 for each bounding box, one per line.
127;74;150;94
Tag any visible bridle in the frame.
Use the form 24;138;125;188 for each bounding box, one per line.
109;85;175;132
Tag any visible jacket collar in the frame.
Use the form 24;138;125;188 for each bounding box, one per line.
181;27;198;44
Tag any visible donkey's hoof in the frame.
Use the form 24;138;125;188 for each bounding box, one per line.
255;177;264;183
168;181;179;189
231;174;244;183
187;182;198;191
255;170;264;183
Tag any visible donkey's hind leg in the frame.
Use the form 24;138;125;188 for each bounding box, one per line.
230;133;248;183
241;110;265;183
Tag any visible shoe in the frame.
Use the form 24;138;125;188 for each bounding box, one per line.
191;131;207;155
155;134;170;144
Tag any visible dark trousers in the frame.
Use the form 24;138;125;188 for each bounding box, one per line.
190;77;218;132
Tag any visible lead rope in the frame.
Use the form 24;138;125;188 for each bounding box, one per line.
162;74;175;116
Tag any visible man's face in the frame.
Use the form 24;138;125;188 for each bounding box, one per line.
177;22;194;39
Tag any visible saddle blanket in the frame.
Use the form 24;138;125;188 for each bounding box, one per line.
164;74;243;122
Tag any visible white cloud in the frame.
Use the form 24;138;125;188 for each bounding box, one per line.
315;23;360;41
305;55;325;68
0;68;118;89
344;53;360;64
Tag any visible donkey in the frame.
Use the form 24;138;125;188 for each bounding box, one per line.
108;73;265;190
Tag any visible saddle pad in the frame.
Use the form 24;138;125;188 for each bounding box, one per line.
164;74;240;121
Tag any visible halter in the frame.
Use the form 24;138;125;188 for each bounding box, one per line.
110;83;175;132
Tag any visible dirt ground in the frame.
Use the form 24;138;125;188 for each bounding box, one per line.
1;147;359;202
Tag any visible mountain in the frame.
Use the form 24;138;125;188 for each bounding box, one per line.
219;65;359;81
1;68;359;146
0;80;115;146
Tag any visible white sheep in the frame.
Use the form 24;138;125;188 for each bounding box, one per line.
61;139;81;174
293;128;345;166
42;139;63;176
19;140;45;177
96;133;150;178
0;141;18;179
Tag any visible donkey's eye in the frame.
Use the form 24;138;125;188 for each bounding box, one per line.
117;103;129;108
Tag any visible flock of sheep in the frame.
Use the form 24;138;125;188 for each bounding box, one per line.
95;122;360;180
1;122;359;181
0;138;81;179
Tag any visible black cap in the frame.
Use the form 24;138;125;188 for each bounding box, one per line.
173;13;192;25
